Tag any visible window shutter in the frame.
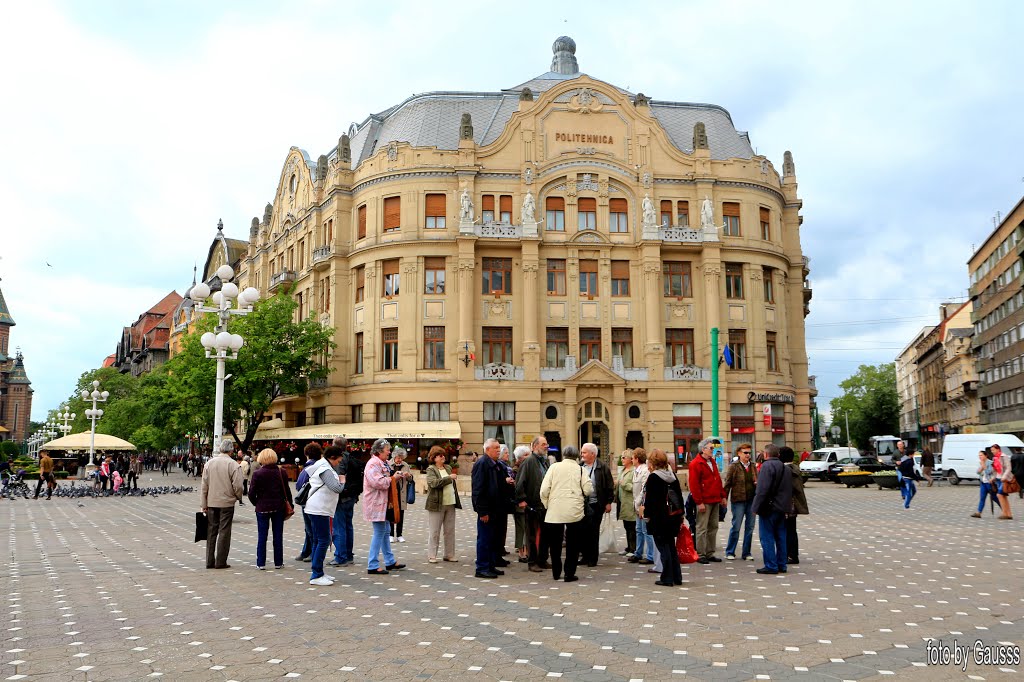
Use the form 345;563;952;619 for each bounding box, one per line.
382;259;399;276
481;195;494;211
677;200;689;215
546;196;564;211
425;194;446;217
722;202;741;217
579;259;598;273
424;256;445;270
499;195;512;213
357;204;367;238
578;197;596;212
611;260;630;278
759;207;770;222
383;196;401;230
660;199;672;213
609;198;627;213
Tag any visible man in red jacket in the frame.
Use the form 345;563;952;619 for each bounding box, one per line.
688;438;725;564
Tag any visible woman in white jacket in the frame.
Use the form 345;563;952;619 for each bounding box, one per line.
540;445;593;583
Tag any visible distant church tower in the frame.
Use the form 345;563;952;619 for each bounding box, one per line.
0;285;33;445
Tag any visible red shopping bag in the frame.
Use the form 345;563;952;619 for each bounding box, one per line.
676;525;699;564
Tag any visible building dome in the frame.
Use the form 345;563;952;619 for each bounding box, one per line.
550;35;579;75
552;36;576;54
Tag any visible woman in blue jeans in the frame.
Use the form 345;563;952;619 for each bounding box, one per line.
971;450;1001;517
248;449;294;569
303;447;345;585
723;445;757;560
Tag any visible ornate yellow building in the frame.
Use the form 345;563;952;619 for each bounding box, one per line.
242;37;814;463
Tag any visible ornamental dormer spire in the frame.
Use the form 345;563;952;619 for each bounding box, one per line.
551;36;579;75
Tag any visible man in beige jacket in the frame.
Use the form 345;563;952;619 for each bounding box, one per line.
201;440;244;569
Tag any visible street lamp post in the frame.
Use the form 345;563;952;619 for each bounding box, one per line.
81;379;109;470
189;262;260;454
58;408;76;437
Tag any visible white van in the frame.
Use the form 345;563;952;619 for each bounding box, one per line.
940;433;1024;485
800;447;861;480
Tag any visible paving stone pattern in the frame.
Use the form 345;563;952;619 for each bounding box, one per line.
1;471;1021;681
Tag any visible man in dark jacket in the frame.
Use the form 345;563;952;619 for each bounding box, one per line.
778;447;807;565
472;438;509;579
580;442;614;566
515;436;552;572
751;443;793;575
330;437;361;567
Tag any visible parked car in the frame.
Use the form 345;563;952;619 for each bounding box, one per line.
827;457;891;482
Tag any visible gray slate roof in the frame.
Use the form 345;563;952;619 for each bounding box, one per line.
343;71;754;168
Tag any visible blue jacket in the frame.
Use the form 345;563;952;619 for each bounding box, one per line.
296;458;318;491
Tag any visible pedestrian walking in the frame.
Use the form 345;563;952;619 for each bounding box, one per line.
991;444;1014;520
920;449;935;487
127;454;141;491
248;448;293;570
33;452;56;500
200;440;245;569
897;450;922;509
971;450;1000;517
240;455;252;496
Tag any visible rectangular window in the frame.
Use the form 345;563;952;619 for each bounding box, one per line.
481;195;495;224
579;259;598;297
767;331;778;371
546;197;565;231
418;402;450;421
677;201;689;228
482;257;512;295
723;202;741;236
382;259;400;296
355;266;365;303
609;198;628;232
482;326;513;364
660;199;672;227
425;193;446;229
325;218;333;244
311;407;325;425
729;329;747;370
663;261;692;297
351;405;362;423
483;401;515;445
547;259;566;295
377;402;400;421
763;267;774;303
580;327;601;363
760;207;770;241
666;328;695;366
546;327;569;367
424;257;446;294
383;196;401;233
612;328;633;366
424;325;445;369
578;197;597;230
611;260;630;296
298;239;305;270
725;263;744;299
381;328;398;370
499;195;512;223
354;332;364;374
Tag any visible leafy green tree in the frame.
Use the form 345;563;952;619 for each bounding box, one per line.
166;291;335;453
829;363;900;450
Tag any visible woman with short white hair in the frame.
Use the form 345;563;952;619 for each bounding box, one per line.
390;447;412;542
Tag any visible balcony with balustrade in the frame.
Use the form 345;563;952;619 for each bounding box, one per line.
268;269;296;292
312;245;332;270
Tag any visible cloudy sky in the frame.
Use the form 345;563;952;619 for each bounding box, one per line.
2;0;1023;424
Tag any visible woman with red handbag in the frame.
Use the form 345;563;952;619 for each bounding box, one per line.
248;448;294;570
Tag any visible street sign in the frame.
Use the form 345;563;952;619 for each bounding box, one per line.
763;404;771;426
831;426;841;438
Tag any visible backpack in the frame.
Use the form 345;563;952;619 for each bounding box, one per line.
341;454;365;499
666;483;684;516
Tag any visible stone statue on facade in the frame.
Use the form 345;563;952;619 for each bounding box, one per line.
263;202;273;225
519;87;534;102
642;193;657;228
338;134;351;164
521;191;536;224
317;155;328;182
634;92;650;107
460;113;474;141
700;195;715;229
459;190;474;222
783;150;795;177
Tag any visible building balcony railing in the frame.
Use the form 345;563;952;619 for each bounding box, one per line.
658;226;705;243
475;362;525;381
311;246;332;270
802;255;811;274
663;364;711;381
808;375;817;391
474;223;522;239
268;269;296;292
308;375;328;390
610;355;649;380
541;356;578;381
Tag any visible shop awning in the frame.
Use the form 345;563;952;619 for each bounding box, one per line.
253;421;462;442
40;433;137;452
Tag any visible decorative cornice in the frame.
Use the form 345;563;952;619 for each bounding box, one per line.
352;170;457;194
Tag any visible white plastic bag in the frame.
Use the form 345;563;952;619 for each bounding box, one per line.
599;511;617;554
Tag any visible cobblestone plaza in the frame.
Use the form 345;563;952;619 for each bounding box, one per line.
2;473;1020;681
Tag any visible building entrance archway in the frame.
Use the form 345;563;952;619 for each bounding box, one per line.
577;400;611;462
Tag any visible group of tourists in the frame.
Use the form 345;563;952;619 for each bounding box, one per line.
971;443;1018;520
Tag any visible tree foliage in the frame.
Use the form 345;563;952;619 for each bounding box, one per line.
164;290;335;452
828;363;900;449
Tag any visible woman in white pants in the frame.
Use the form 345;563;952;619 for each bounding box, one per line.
425;445;460;562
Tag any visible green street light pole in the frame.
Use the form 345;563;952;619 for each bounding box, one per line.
711;327;719;440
